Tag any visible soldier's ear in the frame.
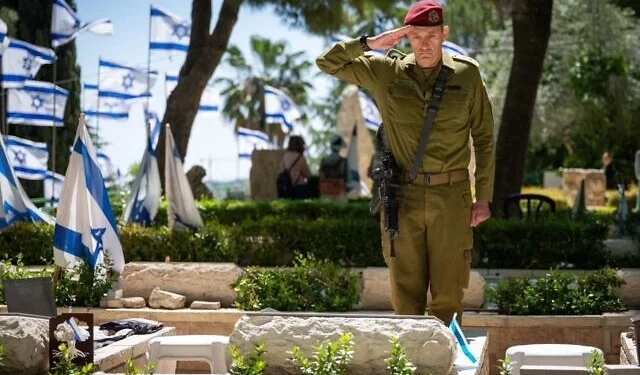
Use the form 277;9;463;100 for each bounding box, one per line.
443;25;450;40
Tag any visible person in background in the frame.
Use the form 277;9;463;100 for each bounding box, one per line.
319;134;348;201
280;135;312;199
602;152;619;190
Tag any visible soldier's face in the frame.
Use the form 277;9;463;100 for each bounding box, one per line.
407;26;449;69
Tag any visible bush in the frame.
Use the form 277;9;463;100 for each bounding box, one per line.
290;332;354;375
0;254;116;308
486;269;626;315
231;254;359;312
474;213;611;269
2;207;629;270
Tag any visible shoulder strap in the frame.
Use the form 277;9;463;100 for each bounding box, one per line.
285;153;302;172
408;66;452;183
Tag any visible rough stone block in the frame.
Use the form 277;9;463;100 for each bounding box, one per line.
148;288;186;310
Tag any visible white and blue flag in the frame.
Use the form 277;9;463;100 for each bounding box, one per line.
51;0;113;48
4;135;49;180
165;72;220;115
150;5;190;57
449;313;478;366
357;91;382;131
0;134;54;230
1;39;56;88
0;19;8;54
98;59;158;103
122;113;161;226
82;83;130;121
97;151;118;187
264;85;301;134
443;41;469;56
44;171;64;208
7;80;69;127
53;115;125;273
237;127;271;159
165;124;203;232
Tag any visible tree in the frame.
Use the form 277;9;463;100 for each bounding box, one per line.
215;35;313;146
1;0;81;198
491;0;554;215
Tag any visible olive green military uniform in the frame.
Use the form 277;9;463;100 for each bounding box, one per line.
316;39;495;325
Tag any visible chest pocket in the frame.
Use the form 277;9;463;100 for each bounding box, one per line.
386;82;423;124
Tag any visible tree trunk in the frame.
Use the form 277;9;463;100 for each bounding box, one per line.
492;0;553;216
156;0;241;190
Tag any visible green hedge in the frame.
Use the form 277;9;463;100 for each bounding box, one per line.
2;209;633;269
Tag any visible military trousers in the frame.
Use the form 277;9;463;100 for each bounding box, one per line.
381;175;473;326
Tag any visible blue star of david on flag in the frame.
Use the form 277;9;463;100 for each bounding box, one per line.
122;72;134;90
11;150;26;165
91;227;106;256
280;97;291;111
172;23;190;39
22;56;34;71
31;94;44;110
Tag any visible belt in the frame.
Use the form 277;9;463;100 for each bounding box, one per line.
402;169;469;186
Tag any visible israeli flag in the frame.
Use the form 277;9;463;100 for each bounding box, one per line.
0;19;8;54
346;126;361;197
237;127;271;159
443;41;469;56
122;113;161;226
4;135;49;180
82;83;130;121
357;91;382;131
7;80;69;127
53;115;125;274
0;134;54;230
165;124;203;232
331;35;385;57
51;0;113;48
150;5;190;56
44;171;64;208
165;72;220;115
98;59;158;102
146;109;162;147
264;85;301;133
449;313;478;365
2;38;56;88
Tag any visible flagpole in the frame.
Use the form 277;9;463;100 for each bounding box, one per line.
51;47;58;204
145;3;151;140
96;55;101;140
0;54;5;135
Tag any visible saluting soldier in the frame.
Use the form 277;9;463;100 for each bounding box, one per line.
316;0;495;326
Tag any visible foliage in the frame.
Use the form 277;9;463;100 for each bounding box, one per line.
5;203;639;271
386;336;418;375
0;252;116;307
586;350;607;375
232;253;359;312
486;269;626;315
0;343;4;369
49;343;96;375
480;0;640;185
290;332;354;375
229;344;267;375
124;358;155;375
498;357;512;375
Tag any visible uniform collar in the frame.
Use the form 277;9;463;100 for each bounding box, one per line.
403;51;457;72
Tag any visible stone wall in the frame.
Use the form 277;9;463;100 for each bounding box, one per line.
562;168;606;206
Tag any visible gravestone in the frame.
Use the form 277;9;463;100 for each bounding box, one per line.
249;149;286;200
562;168;606;206
227;312;457;375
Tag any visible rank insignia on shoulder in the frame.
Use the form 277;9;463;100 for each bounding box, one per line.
452;54;479;67
386;48;406;60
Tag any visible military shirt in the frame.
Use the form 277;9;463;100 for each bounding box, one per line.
316;38;496;201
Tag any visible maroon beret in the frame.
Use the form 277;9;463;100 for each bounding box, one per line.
404;1;444;27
